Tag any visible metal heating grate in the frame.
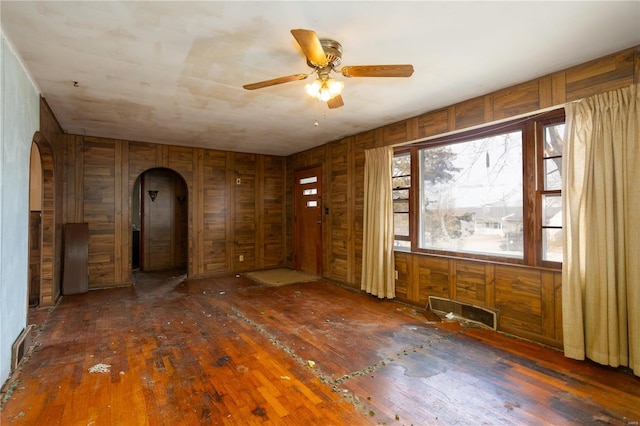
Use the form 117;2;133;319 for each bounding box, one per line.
428;296;498;330
11;325;33;371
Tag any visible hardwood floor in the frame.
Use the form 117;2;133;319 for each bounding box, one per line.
1;271;639;425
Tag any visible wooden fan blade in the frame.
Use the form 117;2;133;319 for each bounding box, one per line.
243;73;308;90
291;29;328;67
327;95;344;109
341;65;414;78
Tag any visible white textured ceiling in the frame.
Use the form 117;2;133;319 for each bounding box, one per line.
2;1;639;156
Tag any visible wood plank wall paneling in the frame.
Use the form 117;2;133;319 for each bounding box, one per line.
454;260;488;306
417;108;449;139
28;211;42;305
202;150;227;275
495;266;543;335
114;140;128;283
83;137;117;286
256;156;265;269
56;135;287;289
635;45;640;83
225;152;236;272
381;121;408;146
234;153;258;271
328;139;350;283
454;96;488;129
262;155;286;269
565;49;635;101
193;149;205;276
418;256;450;306
287;45;639;349
30;137;56;305
493;80;539;121
38;101;66;305
393;252;409;300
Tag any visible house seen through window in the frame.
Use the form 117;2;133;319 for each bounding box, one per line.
419;130;523;258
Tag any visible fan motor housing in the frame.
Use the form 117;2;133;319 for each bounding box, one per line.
307;39;342;69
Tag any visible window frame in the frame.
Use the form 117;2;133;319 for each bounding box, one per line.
392;149;411;250
394;109;564;270
535;109;565;269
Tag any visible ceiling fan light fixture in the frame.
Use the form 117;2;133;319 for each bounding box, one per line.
305;77;343;102
243;28;414;110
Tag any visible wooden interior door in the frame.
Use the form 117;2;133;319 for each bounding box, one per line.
141;169;187;272
293;166;322;275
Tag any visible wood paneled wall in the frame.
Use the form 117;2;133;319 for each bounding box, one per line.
38;99;66;305
31;132;59;306
286;46;640;348
393;253;562;347
59;136;286;289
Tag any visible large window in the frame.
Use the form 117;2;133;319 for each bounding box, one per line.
393;109;564;268
419;129;523;258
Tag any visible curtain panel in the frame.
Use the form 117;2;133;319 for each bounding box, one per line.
562;84;640;376
361;146;395;299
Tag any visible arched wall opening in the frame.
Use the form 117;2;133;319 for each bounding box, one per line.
132;167;188;274
29;132;57;306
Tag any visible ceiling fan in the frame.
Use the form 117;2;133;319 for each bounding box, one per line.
243;29;414;109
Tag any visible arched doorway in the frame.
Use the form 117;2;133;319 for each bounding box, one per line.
28;143;42;306
28;133;57;307
132;168;188;273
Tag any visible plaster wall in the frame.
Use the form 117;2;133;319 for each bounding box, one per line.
0;31;40;385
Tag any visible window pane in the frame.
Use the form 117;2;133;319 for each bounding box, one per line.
542;194;562;226
393;189;409;200
392;175;411;188
543;228;563;262
299;176;317;184
394;240;411;250
394;213;409;236
393;153;411;176
543;158;562;190
306;200;317;207
303;188;317;195
543;123;565;157
394;200;409;213
419;131;523;258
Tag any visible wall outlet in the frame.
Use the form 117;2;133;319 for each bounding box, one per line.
239;254;244;262
394;270;399;279
236;178;241;185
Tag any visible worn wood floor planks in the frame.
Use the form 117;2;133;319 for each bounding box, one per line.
1;271;639;425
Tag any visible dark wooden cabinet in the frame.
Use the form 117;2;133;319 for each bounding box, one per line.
62;223;89;295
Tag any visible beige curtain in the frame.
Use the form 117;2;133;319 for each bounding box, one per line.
361;146;395;298
562;84;640;376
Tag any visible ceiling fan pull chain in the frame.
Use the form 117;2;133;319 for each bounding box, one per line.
314;99;319;127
